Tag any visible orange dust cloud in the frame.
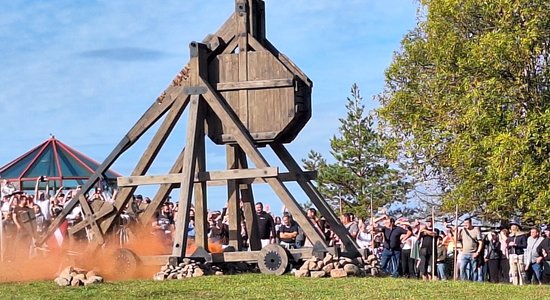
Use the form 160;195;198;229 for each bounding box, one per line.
0;226;226;282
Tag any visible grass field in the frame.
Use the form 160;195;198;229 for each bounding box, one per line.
0;274;549;300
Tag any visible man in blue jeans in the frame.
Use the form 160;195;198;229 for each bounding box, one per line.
459;218;483;281
377;216;412;277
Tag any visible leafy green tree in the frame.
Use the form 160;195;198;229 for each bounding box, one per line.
303;84;410;219
378;0;550;223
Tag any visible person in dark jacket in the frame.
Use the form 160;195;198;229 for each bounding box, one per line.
536;226;550;284
485;231;503;283
255;202;276;247
506;221;527;285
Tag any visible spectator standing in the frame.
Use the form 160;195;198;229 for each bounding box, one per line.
356;219;373;251
436;235;447;280
278;215;299;249
418;218;439;280
33;177;51;223
484;231;503;283
499;228;511;283
255;202;276;247
400;222;417;278
152;203;175;245
33;204;47;234
378;216;412;278
507;221;527;285
458;218;483;281
341;213;358;239
12;196;34;259
0;179;16;199
536;226;550;283
274;216;282;234
524;227;544;284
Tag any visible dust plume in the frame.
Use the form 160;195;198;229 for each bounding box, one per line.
0;226;224;282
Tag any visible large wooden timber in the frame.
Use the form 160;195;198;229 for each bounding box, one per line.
35;0;362;270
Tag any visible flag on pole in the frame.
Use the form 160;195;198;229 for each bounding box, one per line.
46;220;69;249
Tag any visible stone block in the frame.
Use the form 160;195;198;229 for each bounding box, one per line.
330;269;348;278
153;272;166;281
343;264;360;276
70;278;82;287
322;264;335;273
323;253;334;265
54;277;70;287
294;270;310;277
193;269;204;277
310;271;326;278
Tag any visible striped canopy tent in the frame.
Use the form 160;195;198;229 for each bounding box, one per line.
0;136;121;190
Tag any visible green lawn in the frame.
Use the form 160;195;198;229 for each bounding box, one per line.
0;274;549;300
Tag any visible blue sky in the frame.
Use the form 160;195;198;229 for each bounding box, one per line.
0;0;417;214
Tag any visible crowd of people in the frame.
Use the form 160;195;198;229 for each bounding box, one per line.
149;199;550;286
350;214;550;285
2;177;550;286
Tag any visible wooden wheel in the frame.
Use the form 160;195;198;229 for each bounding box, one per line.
257;244;289;275
111;248;139;278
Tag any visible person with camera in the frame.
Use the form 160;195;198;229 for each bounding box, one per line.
49;186;65;218
89;187;106;202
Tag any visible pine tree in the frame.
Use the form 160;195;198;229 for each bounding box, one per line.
303;84;410;218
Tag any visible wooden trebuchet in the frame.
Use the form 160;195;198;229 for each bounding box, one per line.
36;0;363;272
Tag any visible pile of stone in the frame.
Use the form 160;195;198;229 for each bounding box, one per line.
153;258;254;281
363;254;382;276
293;253;381;278
54;266;104;287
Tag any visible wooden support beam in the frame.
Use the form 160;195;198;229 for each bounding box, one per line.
117;167;279;186
77;194;105;246
209;12;237;45
264;39;312;88
226;145;243;250
235;146;261;251
237;0;249;128
193;102;208;250
138;148;185;228
96;94;190;241
248;0;266;41
35;80;188;247
68;202;115;235
222;38;239;55
216;79;293;91
172;95;203;259
247;33;268;52
271;144;362;257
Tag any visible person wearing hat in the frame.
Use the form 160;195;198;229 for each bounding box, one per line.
506;220;527;285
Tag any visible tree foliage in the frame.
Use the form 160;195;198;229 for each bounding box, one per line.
303;84;410;219
378;0;550;223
